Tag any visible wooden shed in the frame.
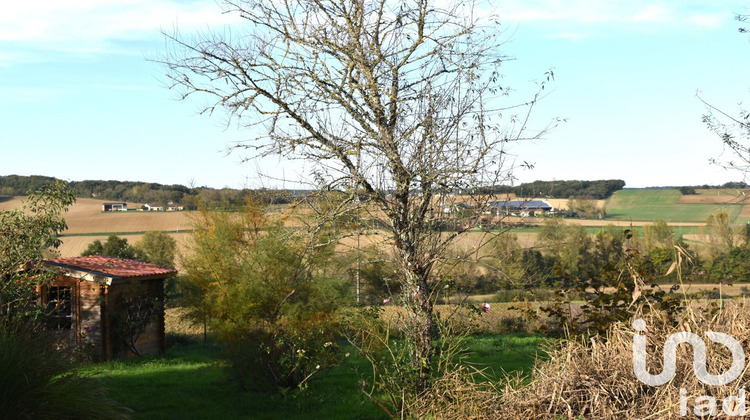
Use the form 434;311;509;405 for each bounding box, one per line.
41;256;177;360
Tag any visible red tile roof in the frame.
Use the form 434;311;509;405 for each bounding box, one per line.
44;256;177;280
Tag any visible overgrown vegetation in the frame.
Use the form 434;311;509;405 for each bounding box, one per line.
0;321;130;420
177;201;348;389
0;181;129;418
500;305;750;419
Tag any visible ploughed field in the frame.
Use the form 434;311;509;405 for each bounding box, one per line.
3;188;750;260
0;197;193;259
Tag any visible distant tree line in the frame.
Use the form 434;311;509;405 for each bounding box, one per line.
481;179;626;199
676;181;749;193
0;175;299;209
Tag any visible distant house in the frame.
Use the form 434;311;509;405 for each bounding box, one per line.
102;202;127;212
41;256;177;360
488;199;554;217
142;204;163;212
442;202;476;214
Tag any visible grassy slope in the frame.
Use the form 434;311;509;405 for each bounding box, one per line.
604;189;743;222
82;334;547;420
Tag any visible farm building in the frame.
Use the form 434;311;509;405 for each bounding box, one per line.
41;256;177;360
488;199;554;217
102;202;127;211
442;202;476;214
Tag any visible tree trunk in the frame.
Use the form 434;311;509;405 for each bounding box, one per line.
413;276;434;393
402;265;435;394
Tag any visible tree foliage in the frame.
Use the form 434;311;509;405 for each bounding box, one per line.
82;235;141;260
0;174;300;209
532;228;685;334
178;201;347;389
134;231;177;268
641;220;674;252
702;211;735;257
566;196;605;218
678;186;697;195
485;179;625;199
0;180;76;322
536;218;591;274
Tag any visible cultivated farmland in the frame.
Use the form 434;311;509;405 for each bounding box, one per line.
1;197;195;262
604;189;744;222
4;188;749;261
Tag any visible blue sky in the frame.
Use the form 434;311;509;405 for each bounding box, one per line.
1;0;749;189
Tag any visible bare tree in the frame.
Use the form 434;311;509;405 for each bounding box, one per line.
160;0;552;393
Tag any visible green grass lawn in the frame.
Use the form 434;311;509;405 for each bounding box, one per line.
81;334;548;419
605;189;742;222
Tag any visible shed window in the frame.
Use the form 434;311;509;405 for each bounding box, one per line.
47;286;73;330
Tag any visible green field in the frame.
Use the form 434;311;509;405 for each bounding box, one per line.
604;189;743;222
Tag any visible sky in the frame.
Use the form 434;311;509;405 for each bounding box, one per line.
1;0;749;190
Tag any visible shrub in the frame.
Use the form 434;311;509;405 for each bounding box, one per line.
531;231;686;334
678;186;697;195
346;306;503;419
178;202;348;389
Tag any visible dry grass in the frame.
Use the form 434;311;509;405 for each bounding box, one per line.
404;365;503;420
499;303;750;419
165;307;205;340
378;303;544;336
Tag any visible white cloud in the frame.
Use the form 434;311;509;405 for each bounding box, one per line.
0;0;241;56
629;4;671;23
551;32;589;41
0;87;69;103
494;0;736;29
688;13;727;28
92;84;152;91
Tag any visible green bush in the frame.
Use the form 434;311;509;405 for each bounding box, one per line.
178;203;348;389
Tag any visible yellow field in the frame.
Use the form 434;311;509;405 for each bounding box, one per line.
739;205;750;219
500;215;704;228
2;197;197;260
0;195;714;263
0;197;193;234
678;189;750;204
56;233;195;262
543;198;606;210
